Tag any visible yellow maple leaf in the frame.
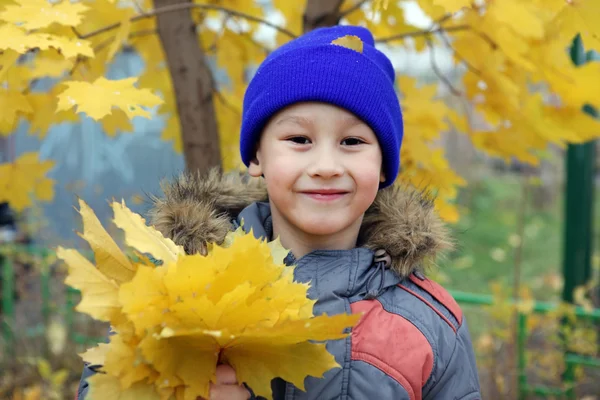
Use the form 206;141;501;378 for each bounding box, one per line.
101;109;134;136
0;152;55;211
77;199;136;284
29;49;74;79
0;48;19;82
80;342;110;366
57;247;123;324
25;90;79;138
331;35;363;53
0;0;88;30
56;77;163;120
110;200;184;264
0;24;94;58
225;341;338;394
61;201;362;400
0;88;32;135
103;334;155;389
556;0;600;52
488;0;544;39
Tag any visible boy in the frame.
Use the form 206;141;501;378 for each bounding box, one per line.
77;25;481;399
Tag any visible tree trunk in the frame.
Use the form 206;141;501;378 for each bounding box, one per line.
153;0;221;174
303;0;344;32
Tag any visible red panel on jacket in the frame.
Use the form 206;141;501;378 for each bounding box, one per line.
408;274;463;325
350;299;434;400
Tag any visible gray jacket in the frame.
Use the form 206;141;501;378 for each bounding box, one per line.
77;170;481;400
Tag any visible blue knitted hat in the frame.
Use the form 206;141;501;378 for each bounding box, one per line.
240;25;403;188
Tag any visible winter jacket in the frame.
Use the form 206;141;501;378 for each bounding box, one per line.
77;169;481;400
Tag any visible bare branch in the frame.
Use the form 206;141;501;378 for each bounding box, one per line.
425;36;462;97
339;0;368;19
376;25;468;43
79;3;296;41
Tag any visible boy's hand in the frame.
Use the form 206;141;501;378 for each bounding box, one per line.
198;364;251;400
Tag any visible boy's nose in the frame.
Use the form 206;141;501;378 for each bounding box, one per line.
307;150;344;179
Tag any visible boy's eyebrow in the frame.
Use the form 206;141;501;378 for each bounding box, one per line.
342;115;365;128
275;115;314;129
275;115;365;129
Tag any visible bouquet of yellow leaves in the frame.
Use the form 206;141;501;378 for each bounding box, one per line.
57;199;361;400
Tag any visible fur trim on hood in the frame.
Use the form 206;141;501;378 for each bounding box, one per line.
148;168;453;278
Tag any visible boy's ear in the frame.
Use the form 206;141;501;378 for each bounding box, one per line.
380;169;386;183
248;156;263;177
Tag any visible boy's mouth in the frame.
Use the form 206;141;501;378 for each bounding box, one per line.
299;189;350;202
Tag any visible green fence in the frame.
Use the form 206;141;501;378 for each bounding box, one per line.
1;247;599;399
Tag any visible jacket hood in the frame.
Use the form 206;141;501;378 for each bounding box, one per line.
148;168;453;278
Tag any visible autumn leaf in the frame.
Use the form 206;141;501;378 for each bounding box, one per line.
56;77;163;120
0;0;88;30
0;88;32;135
77;198;136;284
57;247;123;324
110;200;184;264
25;90;79;138
61;201;361;400
80;342;110;366
0;24;94;58
489;0;545;39
331;35;363;53
0;152;54;211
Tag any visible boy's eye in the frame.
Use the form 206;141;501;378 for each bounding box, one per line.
288;136;311;145
341;137;365;146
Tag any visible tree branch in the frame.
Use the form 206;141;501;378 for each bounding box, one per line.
376;25;468;43
425;36;461;97
76;3;296;41
339;0;368;19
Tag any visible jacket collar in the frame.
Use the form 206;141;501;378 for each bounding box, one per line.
149;168;453;278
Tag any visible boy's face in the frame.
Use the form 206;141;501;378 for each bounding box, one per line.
249;102;384;239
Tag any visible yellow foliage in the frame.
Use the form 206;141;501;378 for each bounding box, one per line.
57;201;361;400
0;88;32;135
0;152;54;211
0;0;88;30
1;0;600;222
0;24;94;59
56;77;163;120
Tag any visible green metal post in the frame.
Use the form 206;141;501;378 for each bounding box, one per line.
561;34;597;400
562;33;596;303
2;256;15;358
517;313;528;400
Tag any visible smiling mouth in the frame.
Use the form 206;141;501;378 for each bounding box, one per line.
300;190;349;201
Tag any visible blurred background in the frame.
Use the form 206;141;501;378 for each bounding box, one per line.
1;0;599;399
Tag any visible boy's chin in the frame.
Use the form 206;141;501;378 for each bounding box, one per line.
294;216;357;237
